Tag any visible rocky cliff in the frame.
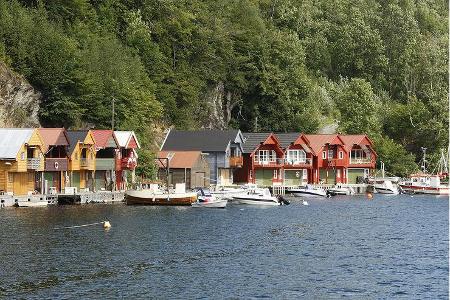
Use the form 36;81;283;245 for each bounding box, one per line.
0;62;40;127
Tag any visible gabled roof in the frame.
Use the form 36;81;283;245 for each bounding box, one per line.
66;130;89;155
157;151;203;169
92;130;118;149
242;132;273;153
339;135;374;151
0;128;34;159
38;128;69;152
161;129;240;152
275;132;302;149
114;131;141;149
303;134;345;154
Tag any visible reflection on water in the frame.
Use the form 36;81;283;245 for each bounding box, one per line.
0;195;448;299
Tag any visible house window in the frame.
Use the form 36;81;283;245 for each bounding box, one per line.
328;150;334;159
287;150;306;163
273;170;277;179
339;151;343;159
322;151;326;159
256;150;268;163
21;152;25;160
249;170;253;179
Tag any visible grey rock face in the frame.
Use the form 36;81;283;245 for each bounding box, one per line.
0;62;41;127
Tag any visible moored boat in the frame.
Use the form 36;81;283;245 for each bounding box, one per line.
372;180;399;195
399;174;449;195
191;188;227;208
232;188;280;206
327;184;354;196
287;185;328;198
126;189;197;205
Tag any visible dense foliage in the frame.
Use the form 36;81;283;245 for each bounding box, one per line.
0;0;448;177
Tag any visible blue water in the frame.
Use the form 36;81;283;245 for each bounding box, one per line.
0;195;448;299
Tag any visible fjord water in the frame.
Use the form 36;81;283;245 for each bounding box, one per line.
0;195;448;299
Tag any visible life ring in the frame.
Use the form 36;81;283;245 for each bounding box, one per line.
54;161;59;169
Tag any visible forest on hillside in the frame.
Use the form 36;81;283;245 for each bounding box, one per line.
0;0;448;177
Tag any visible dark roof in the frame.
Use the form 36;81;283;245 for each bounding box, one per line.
66;130;89;155
242;132;273;153
275;133;301;149
161;130;240;152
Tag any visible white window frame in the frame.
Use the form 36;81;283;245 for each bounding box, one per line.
256;150;269;163
21;152;25;160
322;151;326;159
249;170;253;179
339;151;343;159
287;150;306;164
328;149;334;159
273;170;278;179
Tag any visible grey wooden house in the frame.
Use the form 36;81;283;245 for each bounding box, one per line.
160;129;245;186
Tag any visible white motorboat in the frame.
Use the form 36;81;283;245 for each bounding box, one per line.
232;188;280;206
191;188;227;208
288;185;328;198
373;180;399;195
399;174;449;195
327;185;354;196
210;184;256;200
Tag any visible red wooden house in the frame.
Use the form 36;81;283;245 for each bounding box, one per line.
235;133;284;185
301;134;349;184
340;135;377;183
277;133;315;185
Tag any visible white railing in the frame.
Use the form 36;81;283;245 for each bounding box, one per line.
350;158;372;164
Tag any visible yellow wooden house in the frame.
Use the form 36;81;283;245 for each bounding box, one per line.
66;130;96;191
0;129;45;195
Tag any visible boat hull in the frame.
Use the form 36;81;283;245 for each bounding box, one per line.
375;187;398;195
290;190;327;198
399;185;449;195
232;197;280;206
126;190;197;205
191;200;228;208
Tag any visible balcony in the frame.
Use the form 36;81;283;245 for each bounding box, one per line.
283;158;313;168
95;158;116;170
254;158;284;167
44;158;68;171
325;158;347;167
80;158;93;169
27;158;41;170
229;156;243;168
349;158;374;167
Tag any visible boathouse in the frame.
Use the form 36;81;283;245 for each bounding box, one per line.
0;129;45;195
235;132;284;186
340;135;377;183
160;129;244;186
157;151;210;189
38;128;69;193
304;134;348;184
92;130;119;191
114;131;140;190
66;130;96;192
277;133;314;185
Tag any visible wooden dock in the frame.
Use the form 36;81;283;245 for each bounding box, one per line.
271;184;368;196
0;191;125;207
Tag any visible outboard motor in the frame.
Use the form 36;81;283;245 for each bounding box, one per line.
277;195;290;205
